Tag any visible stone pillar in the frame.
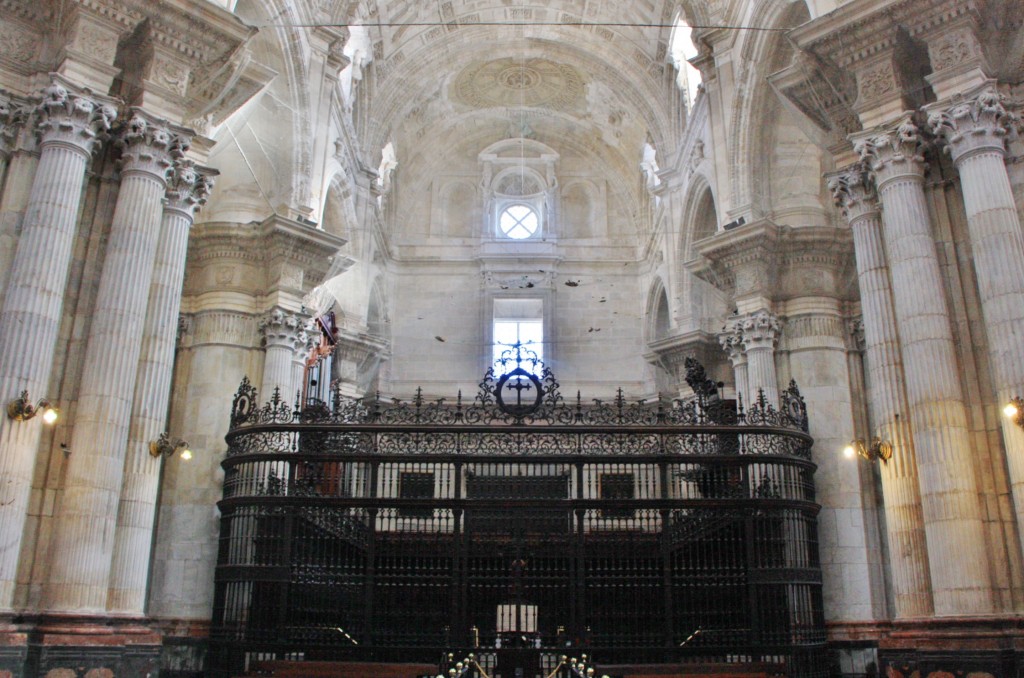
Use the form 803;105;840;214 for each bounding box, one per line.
45;110;176;614
259;308;308;402
0;80;114;610
107;157;212;615
928;90;1024;562
718;324;748;406
855;119;992;615
829;164;933;618
737;310;781;406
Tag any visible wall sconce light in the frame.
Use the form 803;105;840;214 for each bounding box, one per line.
6;391;60;424
1004;397;1024;429
843;438;892;463
149;432;192;460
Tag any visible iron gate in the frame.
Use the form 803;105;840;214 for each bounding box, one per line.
210;358;828;677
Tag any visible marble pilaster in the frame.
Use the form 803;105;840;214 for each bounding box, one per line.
855;119;992;616
107;156;212;615
928;89;1024;566
45;110;177;614
829;164;933;618
0;79;115;610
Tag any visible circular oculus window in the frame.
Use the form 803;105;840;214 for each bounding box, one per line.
499;205;539;240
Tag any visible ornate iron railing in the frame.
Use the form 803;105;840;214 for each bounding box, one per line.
210;358;827;678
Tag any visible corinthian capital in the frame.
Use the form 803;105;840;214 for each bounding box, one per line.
166;156;215;218
260;308;311;351
0;93;28;156
737;310;782;351
34;78;117;156
853;118;927;185
717;320;746;366
827;163;878;225
927;88;1015;163
116;110;181;182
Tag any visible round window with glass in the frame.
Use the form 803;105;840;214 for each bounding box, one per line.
499;204;539;240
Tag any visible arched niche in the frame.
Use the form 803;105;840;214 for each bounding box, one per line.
677;179;727;331
645;277;672;344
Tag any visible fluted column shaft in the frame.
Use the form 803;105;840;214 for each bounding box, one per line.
45;111;176;614
738;310;781;406
829;166;933;618
857;121;992;615
107;158;211;615
929;91;1024;560
0;81;114;610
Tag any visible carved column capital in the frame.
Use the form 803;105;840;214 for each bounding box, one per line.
853;119;928;188
0;94;28;157
259;308;310;351
927;88;1015;164
165;156;214;219
847;316;866;353
116;110;180;182
737;310;782;351
717;321;746;367
34;78;117;156
827;163;879;225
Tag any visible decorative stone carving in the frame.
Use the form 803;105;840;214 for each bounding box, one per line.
854;119;927;184
453;58;585;111
166;156;214;218
737;310;782;351
856;60;897;103
260;308;310;351
717;321;745;367
927;89;1015;161
927;26;986;73
847;317;866;353
827;164;878;224
116;111;175;180
35;79;117;155
0;95;26;156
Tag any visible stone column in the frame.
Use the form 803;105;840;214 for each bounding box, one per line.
928;90;1024;559
0;80;114;610
737;310;781;406
259;308;308;402
855;119;992;615
718;324;748;406
829;164;933;618
107;157;212;615
45;110;176;614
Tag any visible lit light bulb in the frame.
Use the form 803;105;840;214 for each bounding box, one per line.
843;444;856;459
1005;402;1020;419
179;448;193;461
41;406;59;425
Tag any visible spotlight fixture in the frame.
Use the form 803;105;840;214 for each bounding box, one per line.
149;432;192;460
1004;397;1024;429
843;438;892;463
6;391;60;424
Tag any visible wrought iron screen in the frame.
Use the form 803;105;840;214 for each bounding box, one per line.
211;357;827;677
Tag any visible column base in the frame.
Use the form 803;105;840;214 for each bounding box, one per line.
829;617;1024;678
0;615;208;678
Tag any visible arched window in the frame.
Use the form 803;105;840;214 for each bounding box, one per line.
499;204;540;240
